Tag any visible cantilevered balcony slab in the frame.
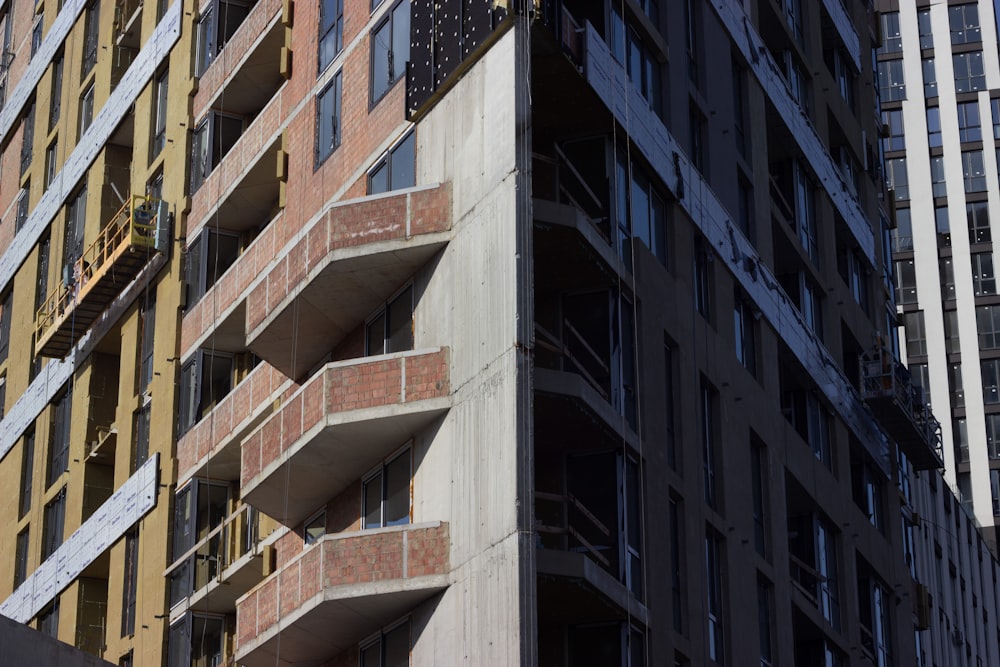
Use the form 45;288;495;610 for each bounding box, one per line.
177;362;291;485
246;184;452;379
536;550;648;626
236;522;450;667
241;349;450;525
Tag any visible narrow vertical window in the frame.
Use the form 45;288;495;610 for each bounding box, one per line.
82;0;101;78
750;439;767;557
701;382;718;508
705;528;725;663
121;528;138;637
14;528;29;587
47;389;71;487
79;84;95;139
370;0;410;103
48;54;63;130
319;0;344;72
151;70;168;158
42;487;67;559
19;429;35;519
315;72;342;167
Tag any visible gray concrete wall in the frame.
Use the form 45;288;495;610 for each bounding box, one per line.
411;24;533;666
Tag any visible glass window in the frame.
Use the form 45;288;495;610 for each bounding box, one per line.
151;70;168;158
968;201;991;243
79;84;94;139
978;306;1000;350
880;12;901;54
954;51;986;92
14;528;29;587
917;9;933;49
20;102;35;177
877;60;905;102
944;310;961;353
18;429;34;520
705;529;726;663
949;363;965;408
47;389;71;487
370;0;410;103
694;237;712;319
303;511;326;545
363;448;411;529
48;55;62;130
922;58;936;97
190;112;243;192
993;98;1000;140
963;150;987;192
121;528;138;637
940;257;955;301
986;414;1000;458
903;311;926;357
368;132;416;194
315;72;342;167
42;487;66;560
365;285;414;355
893;208;912;252
319;0;344;72
894;259;917;305
930;156;946;198
973;252;997;295
926;107;942;148
983;359;1000;404
950;4;981;45
360;621;410;667
82;0;100;77
958;101;982;142
882;108;904;152
936;206;951;247
701;382;718;508
734;291;757;376
15;184;29;232
886;158;908;200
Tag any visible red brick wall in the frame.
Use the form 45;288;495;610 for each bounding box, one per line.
237;523;449;650
241;349;449;484
245;183;451;335
176;361;288;477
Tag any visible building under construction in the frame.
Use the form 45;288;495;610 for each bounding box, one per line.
1;0;999;665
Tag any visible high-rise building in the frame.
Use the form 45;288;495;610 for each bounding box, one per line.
876;0;1000;547
1;0;999;665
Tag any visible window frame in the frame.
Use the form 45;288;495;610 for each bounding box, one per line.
369;0;411;105
364;283;414;356
362;445;412;530
315;71;342;168
367;131;416;195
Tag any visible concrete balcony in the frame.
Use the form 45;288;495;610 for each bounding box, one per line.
176;361;291;485
166;504;269;618
235;522;450;667
245;184;452;379
241;349;450;525
181;210;284;356
187;83;286;237
193;0;284;120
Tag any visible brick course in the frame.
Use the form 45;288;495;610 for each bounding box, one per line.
236;523;449;650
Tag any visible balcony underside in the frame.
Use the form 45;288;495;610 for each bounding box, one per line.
534;369;639;452
243;400;450;526
867;397;943;470
238;576;448;667
170;548;265;620
247;236;449;379
536;550;648;626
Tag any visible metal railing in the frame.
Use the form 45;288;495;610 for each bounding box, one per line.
860;345;943;460
165;503;260;596
535;490;612;568
34;195;161;345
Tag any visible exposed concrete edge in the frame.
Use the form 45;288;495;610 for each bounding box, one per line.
536;548;648;626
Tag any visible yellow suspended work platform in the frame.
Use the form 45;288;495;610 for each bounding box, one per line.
35;195;166;358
